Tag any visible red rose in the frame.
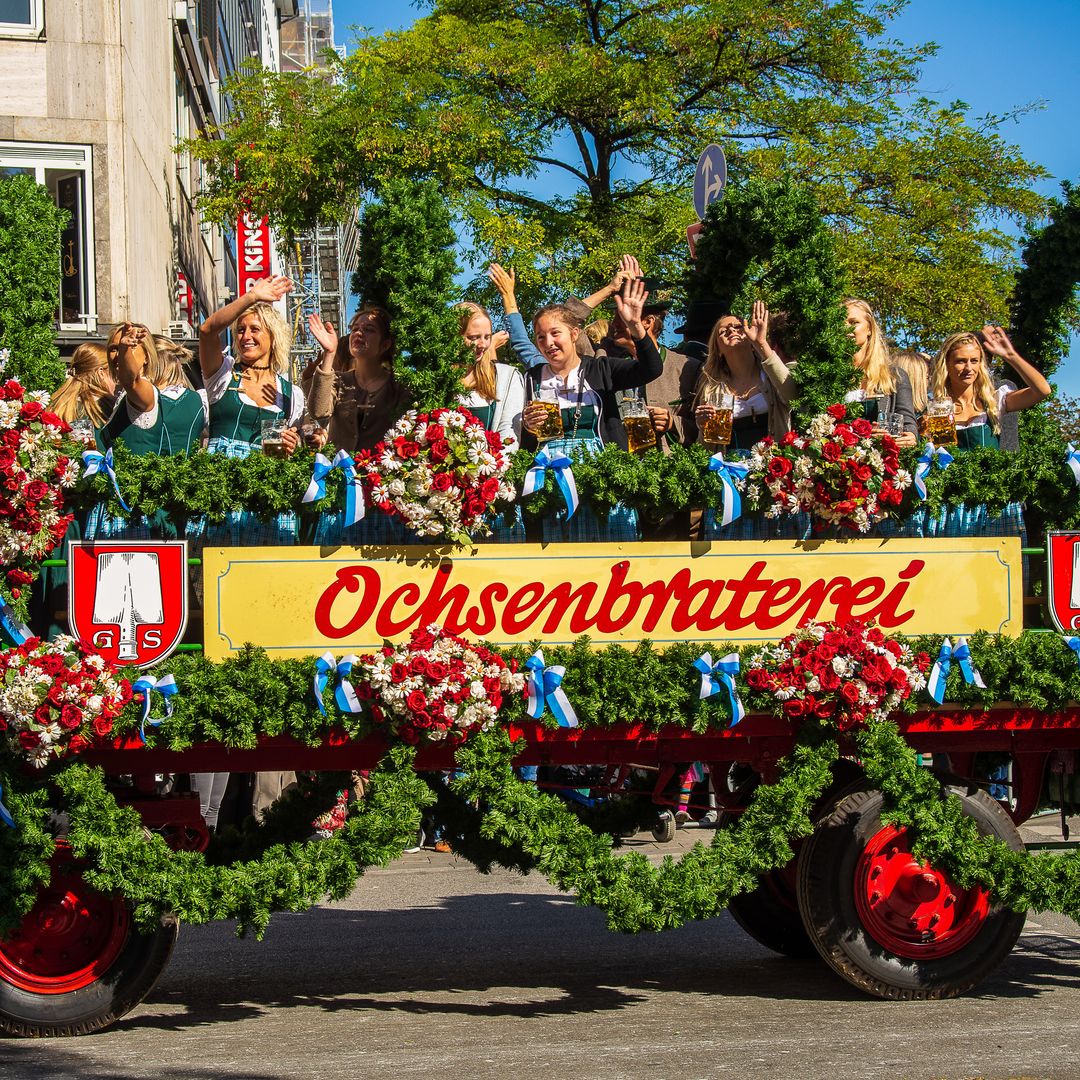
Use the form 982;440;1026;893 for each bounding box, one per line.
60;704;83;730
24;480;49;503
41;411;64;429
819;667;841;691
431;471;453;491
852;464;872;483
0;447;13;468
783;699;806;718
846;483;867;500
827;404;847;420
429;440;451;463
841;682;861;704
851;418;873;438
405;689;428;712
34;704;52;724
67;733;91;754
6;568;32;585
91;714;113;737
410;655;430;675
2;429;19;448
835;500;856;515
390;662;409;683
780;431;798;447
18;731;40;751
400;727;420;744
480;478;500;501
392;436;419;459
426;423;445;442
821;441;842;462
884;640;903;658
427;661;450;680
837;427;858;447
411;630;436;650
19;401;44;421
2;379;24;400
890;669;910;691
767;456;792;478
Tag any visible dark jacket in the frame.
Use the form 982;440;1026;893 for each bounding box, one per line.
507;312;663;451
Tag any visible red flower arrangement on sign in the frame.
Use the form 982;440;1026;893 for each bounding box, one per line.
743;405;912;532
0;375;79;597
746;619;929;730
357;624;524;746
0;636;132;768
355;407;516;544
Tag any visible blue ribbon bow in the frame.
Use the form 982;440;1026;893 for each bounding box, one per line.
707;452;751;527
522;450;579;519
314;651;336;715
302;449;365;526
0;782;14;829
131;673;178;743
81;447;130;512
927;637;986;704
1065;636;1080;667
334;654;364;714
1067;444;1080;488
913;442;954;501
0;602;31;647
525;649;578;728
693;652;746;726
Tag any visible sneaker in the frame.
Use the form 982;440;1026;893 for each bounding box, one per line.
698;811;719;828
404;827;424;854
433;839;452;853
674;809;691;827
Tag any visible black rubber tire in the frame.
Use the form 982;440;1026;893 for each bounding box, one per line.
0;896;178;1038
651;809;676;843
727;868;818;959
796;785;1026;1000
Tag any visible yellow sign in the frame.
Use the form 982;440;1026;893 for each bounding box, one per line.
202;539;1022;660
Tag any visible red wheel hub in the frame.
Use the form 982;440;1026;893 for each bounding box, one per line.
0;852;129;994
854;824;990;960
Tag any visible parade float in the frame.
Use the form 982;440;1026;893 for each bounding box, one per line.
2;179;1080;1037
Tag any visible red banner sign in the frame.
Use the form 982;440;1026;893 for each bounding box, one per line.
236;212;271;296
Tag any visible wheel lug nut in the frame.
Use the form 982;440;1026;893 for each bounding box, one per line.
870;891;881;904
870;866;882;879
888;846;899;857
929;914;940;927
909;917;919;928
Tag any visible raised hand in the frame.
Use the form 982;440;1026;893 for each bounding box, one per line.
488;264;516;302
745;300;770;352
980;324;1017;360
490;330;510;352
116;322;146;349
613;276;649;336
620;254;643;281
248;276;294;304
307;313;338;355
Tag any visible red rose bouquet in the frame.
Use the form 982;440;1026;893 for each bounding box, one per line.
355;407;516;544
357;624;524;746
746;619;929;730
743;405;911;532
0;376;79;597
0;636;132;768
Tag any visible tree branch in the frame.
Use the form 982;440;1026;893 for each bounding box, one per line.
531;155;592;184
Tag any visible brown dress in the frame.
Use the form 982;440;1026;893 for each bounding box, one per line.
302;366;413;453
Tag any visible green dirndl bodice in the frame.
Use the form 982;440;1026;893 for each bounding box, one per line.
208;371;292;453
98;388;205;456
955;422;1000;451
730;411;770;453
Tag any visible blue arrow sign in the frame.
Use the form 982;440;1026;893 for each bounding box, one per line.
693;144;727;220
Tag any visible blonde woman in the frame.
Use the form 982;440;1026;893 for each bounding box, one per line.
199;275;304;457
97;324;206;456
51;342;114;430
843;299;917;447
455;301;524;446
931;326;1050;452
890;349;930;418
689;303;793;454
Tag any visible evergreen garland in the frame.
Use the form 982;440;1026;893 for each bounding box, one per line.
683;177;857;426
351;179;472;411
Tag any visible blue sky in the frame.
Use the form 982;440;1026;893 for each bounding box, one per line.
331;0;1080;390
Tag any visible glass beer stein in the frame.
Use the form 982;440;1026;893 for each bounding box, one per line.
261;418;290;458
702;390;735;447
620;395;657;454
527;387;564;441
921;398;957;445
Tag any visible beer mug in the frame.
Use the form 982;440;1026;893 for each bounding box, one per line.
260;418;290;458
527;386;563;441
921;398;957;445
69;418;95;446
702;390;735;447
620;396;657;454
883;412;905;438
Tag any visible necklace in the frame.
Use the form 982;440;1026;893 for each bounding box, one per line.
240;363;271;373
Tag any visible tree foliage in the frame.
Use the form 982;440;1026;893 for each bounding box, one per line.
352;179;472;410
188;1;1046;345
0;176;67;390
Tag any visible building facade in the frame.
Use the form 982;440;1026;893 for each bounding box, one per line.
0;0;297;356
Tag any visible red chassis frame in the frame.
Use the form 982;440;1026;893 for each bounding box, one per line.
80;706;1080;835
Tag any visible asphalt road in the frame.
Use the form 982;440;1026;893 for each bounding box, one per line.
3;827;1080;1080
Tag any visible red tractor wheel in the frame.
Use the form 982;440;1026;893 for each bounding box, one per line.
797;786;1026;999
0;847;177;1037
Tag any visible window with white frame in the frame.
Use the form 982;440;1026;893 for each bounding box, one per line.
0;141;96;331
0;0;44;38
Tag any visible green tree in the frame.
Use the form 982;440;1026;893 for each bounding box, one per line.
0;176;67;390
188;1;1046;345
353;179;472;410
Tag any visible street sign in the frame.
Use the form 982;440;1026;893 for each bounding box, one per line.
693;144;727;220
686;222;704;259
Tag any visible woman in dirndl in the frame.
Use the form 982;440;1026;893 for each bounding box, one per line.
925;325;1051;540
490;264;662;543
85;324;208;540
303;305;413;544
689;305;795;540
198;275;305;545
456;301;526;541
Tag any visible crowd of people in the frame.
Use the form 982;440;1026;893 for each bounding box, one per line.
50;258;1053;534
